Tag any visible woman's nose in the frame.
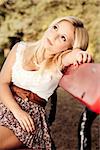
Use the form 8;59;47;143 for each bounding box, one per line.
51;33;59;42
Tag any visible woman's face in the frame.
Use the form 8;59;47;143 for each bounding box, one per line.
43;20;75;55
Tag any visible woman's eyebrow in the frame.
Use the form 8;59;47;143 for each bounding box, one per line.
63;33;68;38
54;23;59;27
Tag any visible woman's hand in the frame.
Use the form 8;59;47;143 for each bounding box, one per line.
62;49;92;67
73;50;92;65
13;109;35;133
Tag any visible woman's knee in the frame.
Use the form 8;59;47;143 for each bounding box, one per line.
0;125;22;150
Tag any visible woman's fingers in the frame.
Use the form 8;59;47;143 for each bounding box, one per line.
28;115;35;130
25;115;35;132
73;60;79;66
24;115;35;132
82;52;88;63
19;118;34;133
87;54;92;63
76;53;83;64
76;51;92;64
14;110;35;133
25;119;34;133
19;120;26;131
23;120;30;132
18;118;29;132
82;52;92;63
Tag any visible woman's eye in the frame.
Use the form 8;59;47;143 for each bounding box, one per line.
61;35;66;42
53;25;58;30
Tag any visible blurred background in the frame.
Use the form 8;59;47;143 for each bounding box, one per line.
0;0;100;66
0;0;99;149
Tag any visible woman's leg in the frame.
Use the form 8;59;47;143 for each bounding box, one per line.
0;125;22;150
78;107;98;150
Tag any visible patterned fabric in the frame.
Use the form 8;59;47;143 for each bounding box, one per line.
0;95;52;150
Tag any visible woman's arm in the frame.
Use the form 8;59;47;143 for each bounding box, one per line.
0;43;34;132
0;43;21;113
62;49;92;67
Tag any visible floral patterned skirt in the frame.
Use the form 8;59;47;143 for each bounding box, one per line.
0;95;52;150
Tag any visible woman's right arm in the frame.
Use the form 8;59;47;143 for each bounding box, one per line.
0;43;35;132
0;43;22;113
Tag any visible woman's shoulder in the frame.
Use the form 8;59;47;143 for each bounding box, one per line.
18;41;36;49
10;41;26;53
17;41;27;49
14;41;28;55
9;41;27;62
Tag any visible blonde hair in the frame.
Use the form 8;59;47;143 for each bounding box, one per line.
23;16;89;73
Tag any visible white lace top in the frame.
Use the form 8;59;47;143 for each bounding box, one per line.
11;41;63;101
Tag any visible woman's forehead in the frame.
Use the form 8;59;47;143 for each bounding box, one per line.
49;17;72;27
50;18;74;33
57;20;74;29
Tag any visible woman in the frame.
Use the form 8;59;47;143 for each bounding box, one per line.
0;16;92;149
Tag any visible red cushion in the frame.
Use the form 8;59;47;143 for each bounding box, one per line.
59;63;100;114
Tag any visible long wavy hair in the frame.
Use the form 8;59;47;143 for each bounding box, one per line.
23;16;89;74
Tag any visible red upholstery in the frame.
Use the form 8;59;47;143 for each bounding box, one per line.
59;63;100;114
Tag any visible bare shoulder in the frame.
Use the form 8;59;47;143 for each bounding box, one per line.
0;42;19;84
2;42;19;67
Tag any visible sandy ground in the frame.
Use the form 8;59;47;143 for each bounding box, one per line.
50;88;99;150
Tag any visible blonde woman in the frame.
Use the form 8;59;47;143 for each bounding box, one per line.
0;16;92;149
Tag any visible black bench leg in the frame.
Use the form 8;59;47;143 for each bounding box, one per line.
47;90;57;150
78;107;98;150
